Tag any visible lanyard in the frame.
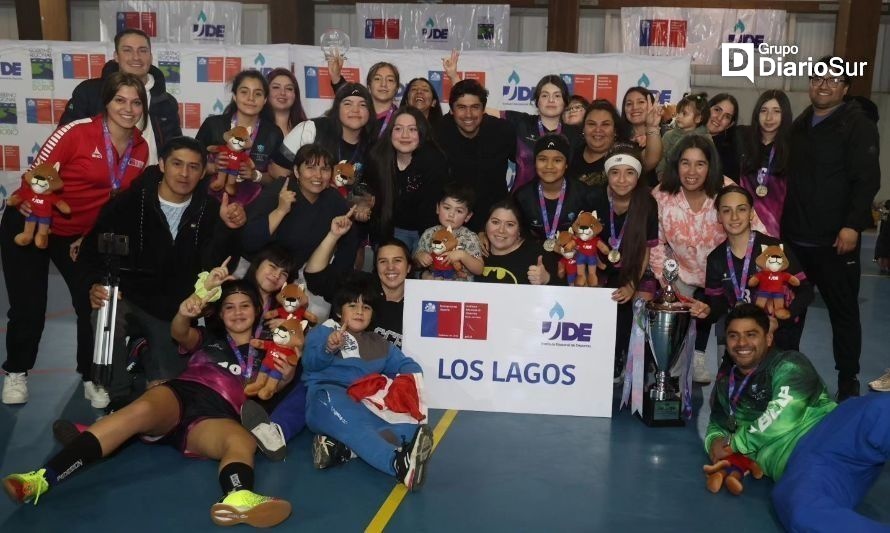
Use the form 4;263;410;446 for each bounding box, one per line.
378;105;396;136
537;118;562;138
338;140;363;165
538;179;566;239
226;334;256;380
728;364;757;415
756;145;776;186
726;232;756;303
608;194;627;250
230;116;260;145
102;120;134;192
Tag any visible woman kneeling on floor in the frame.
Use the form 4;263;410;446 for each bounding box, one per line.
3;280;293;528
303;277;433;491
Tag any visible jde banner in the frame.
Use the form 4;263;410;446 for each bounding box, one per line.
290;44;691;117
621;7;786;65
402;280;617;418
99;0;242;45
355;3;509;51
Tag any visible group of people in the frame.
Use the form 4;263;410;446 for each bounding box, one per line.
0;28;887;529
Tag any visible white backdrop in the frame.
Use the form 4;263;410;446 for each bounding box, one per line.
622;7;786;65
98;0;242;45
403;280;617;418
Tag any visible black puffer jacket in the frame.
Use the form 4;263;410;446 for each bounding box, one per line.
59;61;182;153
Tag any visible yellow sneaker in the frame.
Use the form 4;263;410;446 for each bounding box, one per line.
210;489;291;527
3;469;50;505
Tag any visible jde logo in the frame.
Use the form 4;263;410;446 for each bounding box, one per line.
192;11;225;40
725;20;764;46
636;73;672;105
502;71;535;102
0;62;22;77
541;302;593;343
421;18;448;40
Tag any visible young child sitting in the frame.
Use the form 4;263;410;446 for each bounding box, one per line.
413;183;484;281
302;278;434;491
657;92;713;179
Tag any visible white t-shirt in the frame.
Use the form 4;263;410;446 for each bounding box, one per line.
159;194;191;240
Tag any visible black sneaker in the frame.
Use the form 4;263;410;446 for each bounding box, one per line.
836;377;861;403
393;424;433;491
241;400;287;462
312;435;355;469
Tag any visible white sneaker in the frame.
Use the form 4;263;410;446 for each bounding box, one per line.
692;350;712;384
83;381;110;409
250;422;287;462
2;372;28;404
868;369;890;392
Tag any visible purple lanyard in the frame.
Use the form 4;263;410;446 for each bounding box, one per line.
608;194;626;249
230;117;260;145
537;119;562;137
726;232;756;303
538;179;566;239
756;145;776;186
102;120;134;192
226;334;256;380
728;365;757;415
378;106;396;136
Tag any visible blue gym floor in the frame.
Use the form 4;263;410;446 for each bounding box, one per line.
1;235;888;532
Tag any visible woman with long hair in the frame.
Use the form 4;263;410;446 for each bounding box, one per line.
619;86;664;183
195;70;283;204
737;89;793;237
567;99;631;187
706;92;742;182
1;72;150;408
265;68;308;136
399;77;444;129
365;106;447;252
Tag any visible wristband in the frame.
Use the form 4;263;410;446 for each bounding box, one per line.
194;272;222;302
646;129;660;136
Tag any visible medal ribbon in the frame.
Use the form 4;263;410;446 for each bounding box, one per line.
102;120;134;192
726;231;756;304
537;119;562;138
608;194;627;250
226;334;256;380
727;364;758;416
538;179;567;240
756;145;776;187
378;105;397;136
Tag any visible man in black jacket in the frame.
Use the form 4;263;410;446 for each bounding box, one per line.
783;56;881;402
59;28;181;165
81;137;246;411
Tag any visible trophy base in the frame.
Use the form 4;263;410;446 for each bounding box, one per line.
641;394;685;427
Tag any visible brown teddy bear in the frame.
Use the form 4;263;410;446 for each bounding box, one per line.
429;225;464;280
263;282;318;326
333;161;357;197
207;125;255;196
8;162;71;249
703;453;764;496
244;318;306;400
748;244;800;320
569;211;611;287
554;230;579;286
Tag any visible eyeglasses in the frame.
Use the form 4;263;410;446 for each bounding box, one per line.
565;105;585;113
809;76;845;88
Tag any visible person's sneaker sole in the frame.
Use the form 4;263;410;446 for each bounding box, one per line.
3;477;25;503
210;498;292;528
241;400;286;462
404;425;434;492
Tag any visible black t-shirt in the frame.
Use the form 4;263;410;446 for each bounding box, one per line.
502;111;582;190
434;114;516;232
589;193;658;288
195;113;284;173
373;299;404;348
513;178;602;242
479;238;558;285
567;150;606;187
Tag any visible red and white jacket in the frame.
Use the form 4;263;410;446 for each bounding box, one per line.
31;116;148;237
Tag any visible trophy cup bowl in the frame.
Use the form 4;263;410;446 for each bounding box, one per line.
320;29;351;61
642;259;691;426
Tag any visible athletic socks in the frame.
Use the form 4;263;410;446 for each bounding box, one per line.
44;431;103;486
219;462;255;495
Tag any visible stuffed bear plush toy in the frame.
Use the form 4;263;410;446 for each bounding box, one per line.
703;454;764;496
244;318;306;400
264;282;318;326
429;225;464;280
208;125;255;196
553;230;579;286
333;161;357;198
569;211;611;287
8;162;70;249
748;244;800;320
